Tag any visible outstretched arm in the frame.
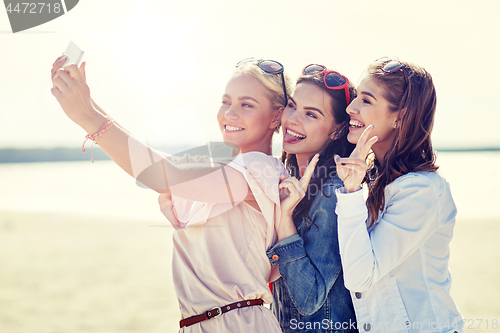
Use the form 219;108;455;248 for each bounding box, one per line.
50;57;248;203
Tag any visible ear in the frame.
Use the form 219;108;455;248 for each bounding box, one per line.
396;108;406;122
270;106;284;129
393;108;406;128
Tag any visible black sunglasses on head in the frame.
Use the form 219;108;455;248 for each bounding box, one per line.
375;57;408;83
236;58;288;106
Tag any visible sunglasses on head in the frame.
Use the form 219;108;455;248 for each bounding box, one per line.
302;64;351;105
236;58;288;106
375;57;408;80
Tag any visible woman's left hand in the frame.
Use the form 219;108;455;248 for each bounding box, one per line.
158;193;181;225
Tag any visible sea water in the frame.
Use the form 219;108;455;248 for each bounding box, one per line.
0;151;499;221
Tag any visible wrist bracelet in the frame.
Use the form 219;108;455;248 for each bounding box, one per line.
82;116;115;163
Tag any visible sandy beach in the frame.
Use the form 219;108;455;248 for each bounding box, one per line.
0;210;498;333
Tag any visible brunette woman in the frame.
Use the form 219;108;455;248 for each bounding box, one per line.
268;65;358;332
334;58;463;333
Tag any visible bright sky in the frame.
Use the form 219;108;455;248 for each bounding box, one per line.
1;0;499;149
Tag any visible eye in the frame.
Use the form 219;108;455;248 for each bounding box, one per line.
362;98;371;105
287;101;296;109
242;103;253;108
222;100;230;106
306;112;317;119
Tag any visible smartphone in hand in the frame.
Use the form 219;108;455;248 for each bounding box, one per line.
63;41;84;67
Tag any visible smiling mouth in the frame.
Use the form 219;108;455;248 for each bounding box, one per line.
283;128;306;144
349;119;365;130
224;125;244;132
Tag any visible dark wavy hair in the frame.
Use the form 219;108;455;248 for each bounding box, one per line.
365;59;439;226
281;69;356;223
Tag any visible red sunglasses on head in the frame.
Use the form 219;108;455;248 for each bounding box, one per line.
302;64;351;105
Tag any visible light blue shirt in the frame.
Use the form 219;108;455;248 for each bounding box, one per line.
335;171;464;333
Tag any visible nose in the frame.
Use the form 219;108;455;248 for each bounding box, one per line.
346;98;359;115
285;108;300;126
224;105;239;120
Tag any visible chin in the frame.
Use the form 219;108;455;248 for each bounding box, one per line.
282;142;301;154
222;137;237;145
347;132;360;144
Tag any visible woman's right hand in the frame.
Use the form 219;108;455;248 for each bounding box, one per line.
50;56;103;133
279;154;319;215
276;154;319;241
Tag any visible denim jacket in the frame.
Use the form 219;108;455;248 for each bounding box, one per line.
267;178;358;333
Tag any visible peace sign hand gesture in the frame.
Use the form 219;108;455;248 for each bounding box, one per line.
334;125;379;193
279;153;319;215
276;154;319;242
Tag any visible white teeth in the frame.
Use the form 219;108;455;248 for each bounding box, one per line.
226;125;243;131
349;120;365;128
287;129;305;138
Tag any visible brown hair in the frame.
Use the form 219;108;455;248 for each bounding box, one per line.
281;69;356;222
366;59;439;226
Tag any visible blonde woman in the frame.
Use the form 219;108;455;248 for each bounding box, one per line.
51;56;302;332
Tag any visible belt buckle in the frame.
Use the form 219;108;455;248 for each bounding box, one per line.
210;306;222;319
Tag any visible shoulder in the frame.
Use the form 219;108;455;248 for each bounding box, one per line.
386;171;453;206
390;171;449;194
235;152;287;177
229;151;283;168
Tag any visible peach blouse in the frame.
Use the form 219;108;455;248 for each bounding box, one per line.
160;151;287;333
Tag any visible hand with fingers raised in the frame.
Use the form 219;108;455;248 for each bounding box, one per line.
277;154;319;241
334;125;379;193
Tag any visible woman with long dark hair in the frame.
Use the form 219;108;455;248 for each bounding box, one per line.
334;58;463;333
267;65;358;332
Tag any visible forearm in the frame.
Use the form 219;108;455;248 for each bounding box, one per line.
75;106;249;202
277;210;298;242
79;109;145;180
91;99;130;134
51;62;243;199
268;235;333;315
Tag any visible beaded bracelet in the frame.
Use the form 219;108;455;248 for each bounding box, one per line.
82;116;115;162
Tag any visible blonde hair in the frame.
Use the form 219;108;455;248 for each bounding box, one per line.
233;60;292;112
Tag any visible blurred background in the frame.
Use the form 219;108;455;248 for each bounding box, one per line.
1;0;499;332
